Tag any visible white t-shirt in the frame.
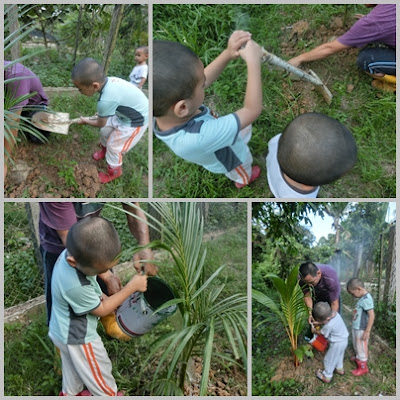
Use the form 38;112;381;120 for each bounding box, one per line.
266;133;319;198
129;64;148;86
321;312;349;343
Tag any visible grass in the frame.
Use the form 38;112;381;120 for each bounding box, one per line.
153;4;395;198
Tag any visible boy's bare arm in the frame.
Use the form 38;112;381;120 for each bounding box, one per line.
79;115;108;128
362;309;375;340
91;274;147;317
235;40;263;130
204;30;251;89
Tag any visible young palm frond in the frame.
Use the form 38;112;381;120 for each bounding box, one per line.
253;265;308;366
110;202;247;395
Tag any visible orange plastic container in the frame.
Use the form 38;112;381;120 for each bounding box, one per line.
310;334;328;351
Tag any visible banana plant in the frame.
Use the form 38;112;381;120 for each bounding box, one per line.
253;265;310;367
112;202;247;396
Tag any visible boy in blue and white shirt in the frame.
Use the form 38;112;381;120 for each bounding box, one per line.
72;58;148;183
347;278;375;376
49;217;148;396
154;32;263;189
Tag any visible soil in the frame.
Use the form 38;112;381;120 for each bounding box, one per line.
5;131;103;198
269;334;393;396
184;356;247;396
276;17;359;114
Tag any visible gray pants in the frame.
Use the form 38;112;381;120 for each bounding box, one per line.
323;339;348;378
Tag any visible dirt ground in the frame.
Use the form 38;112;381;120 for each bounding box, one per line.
183;356;246;396
275;17;359;114
270;335;393;396
5;132;102;198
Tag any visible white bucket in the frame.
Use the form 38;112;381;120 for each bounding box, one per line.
116;276;177;337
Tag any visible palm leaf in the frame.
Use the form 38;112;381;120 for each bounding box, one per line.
199;316;215;395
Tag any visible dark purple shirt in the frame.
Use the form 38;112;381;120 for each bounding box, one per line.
39;203;77;255
300;264;340;304
4;61;49;108
338;5;396;49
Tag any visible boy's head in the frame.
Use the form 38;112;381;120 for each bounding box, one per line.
299;261;321;286
66;217;121;276
135;46;148;65
71;58;106;96
312;301;333;323
347;277;366;298
153;40;205;118
277;112;357;186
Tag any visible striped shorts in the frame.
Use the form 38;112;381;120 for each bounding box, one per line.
50;334;118;396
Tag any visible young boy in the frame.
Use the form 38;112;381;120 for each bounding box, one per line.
49;217;148;396
71;58;148;183
266;112;357;198
347;277;375;376
129;46;148;89
153;31;262;189
312;301;349;383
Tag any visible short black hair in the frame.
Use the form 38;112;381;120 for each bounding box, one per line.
153;40;201;117
277;112;357;186
312;301;332;322
347;277;364;291
299;261;318;278
136;45;148;54
71;58;106;86
67;217;121;270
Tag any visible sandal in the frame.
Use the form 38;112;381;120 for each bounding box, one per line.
335;368;345;375
315;368;331;383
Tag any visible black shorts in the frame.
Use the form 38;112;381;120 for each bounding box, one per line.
357;46;396;76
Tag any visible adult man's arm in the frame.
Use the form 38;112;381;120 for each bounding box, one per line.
288;39;350;68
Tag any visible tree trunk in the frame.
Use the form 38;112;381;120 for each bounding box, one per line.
383;225;396;306
7;5;20;60
39;20;48;48
354;242;363;277
25;202;42;270
72;4;84;66
103;4;125;75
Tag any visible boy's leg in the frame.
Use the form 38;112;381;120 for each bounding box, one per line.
226;149;261;188
322;343;337;379
105;123;148;168
353;330;368;361
334;340;348;371
68;337;118;396
50;335;85;395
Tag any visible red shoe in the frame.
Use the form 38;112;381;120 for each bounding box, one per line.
117;391;124;396
92;144;107;161
77;389;92;396
352;359;369;376
235;166;261;189
99;165;122;184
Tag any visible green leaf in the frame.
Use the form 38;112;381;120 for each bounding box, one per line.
199;316;215;396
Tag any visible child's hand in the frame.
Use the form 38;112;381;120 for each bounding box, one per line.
227;30;252;59
238;39;263;64
361;330;370;341
126;273;148;293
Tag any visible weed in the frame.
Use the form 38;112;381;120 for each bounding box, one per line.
57;160;78;189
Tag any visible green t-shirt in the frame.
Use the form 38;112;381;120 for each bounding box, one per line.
49;250;102;344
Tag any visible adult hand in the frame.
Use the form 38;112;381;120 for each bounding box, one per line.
98;270;122;296
227;30;252;59
288;56;303;68
133;248;158;276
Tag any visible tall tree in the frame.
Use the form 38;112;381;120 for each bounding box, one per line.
103;4;124;75
6;5;20;60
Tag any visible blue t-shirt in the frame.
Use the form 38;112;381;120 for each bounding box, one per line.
98;77;148;127
154;105;249;173
49;250;102;345
352;293;374;330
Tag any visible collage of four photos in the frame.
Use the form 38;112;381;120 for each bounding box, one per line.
4;3;396;397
